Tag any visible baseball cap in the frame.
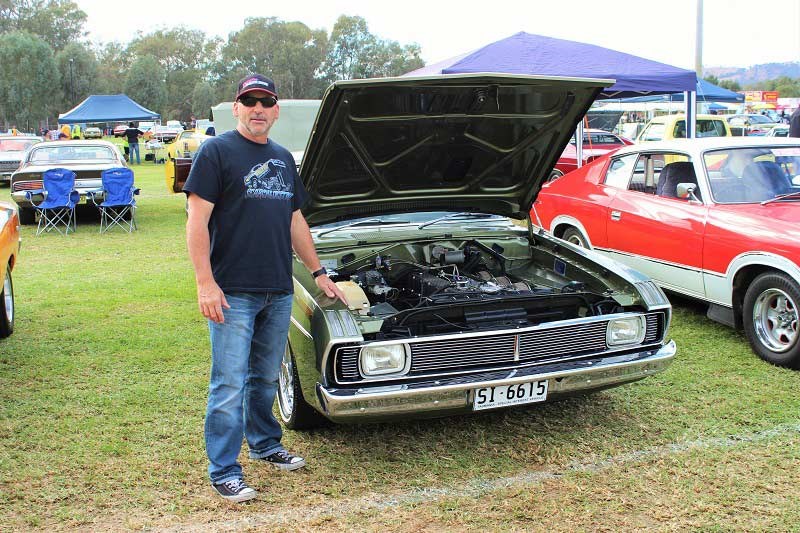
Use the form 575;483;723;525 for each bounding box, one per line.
236;74;278;100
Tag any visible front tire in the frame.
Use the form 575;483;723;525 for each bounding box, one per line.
277;344;326;430
562;227;588;248
743;272;800;368
547;169;564;182
0;268;14;338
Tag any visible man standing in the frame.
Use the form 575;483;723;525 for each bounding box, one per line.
789;107;800;138
184;74;345;503
124;122;143;164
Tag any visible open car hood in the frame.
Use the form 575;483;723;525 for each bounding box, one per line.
300;73;612;226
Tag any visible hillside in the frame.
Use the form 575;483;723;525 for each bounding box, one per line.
706;62;800;85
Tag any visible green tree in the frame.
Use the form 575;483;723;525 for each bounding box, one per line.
322;15;374;82
124;54;167;116
222;17;328;99
55;42;98;109
0;30;59;129
0;0;87;49
191;81;215;120
94;42;128;95
322;15;423;82
128;28;221;121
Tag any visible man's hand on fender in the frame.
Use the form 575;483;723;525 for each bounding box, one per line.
315;275;348;305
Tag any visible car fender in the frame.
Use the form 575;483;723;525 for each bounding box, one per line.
706;251;800;307
548;215;594;249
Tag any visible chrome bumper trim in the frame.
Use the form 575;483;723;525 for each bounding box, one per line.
317;340;676;422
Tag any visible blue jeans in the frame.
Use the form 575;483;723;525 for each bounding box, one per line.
129;142;140;164
205;291;293;484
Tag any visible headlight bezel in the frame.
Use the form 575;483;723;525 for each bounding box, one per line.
606;315;646;346
359;343;411;378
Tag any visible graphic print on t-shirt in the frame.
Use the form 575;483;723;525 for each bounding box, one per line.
243;159;294;200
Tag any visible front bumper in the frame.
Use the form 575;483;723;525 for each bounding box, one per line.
11;188;104;208
317;340;676;423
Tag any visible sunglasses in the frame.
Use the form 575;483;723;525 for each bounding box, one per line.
238;95;278;108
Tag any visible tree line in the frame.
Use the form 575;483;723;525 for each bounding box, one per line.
0;1;424;130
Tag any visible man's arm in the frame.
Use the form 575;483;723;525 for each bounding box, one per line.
291;210;347;303
186;193;229;323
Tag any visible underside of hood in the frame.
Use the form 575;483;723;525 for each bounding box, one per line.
300;73;612;226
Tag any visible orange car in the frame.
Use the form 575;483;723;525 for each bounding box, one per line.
0;201;19;338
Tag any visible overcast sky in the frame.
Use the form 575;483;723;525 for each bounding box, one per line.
75;0;800;71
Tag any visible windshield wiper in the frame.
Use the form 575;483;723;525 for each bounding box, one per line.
760;191;800;205
316;218;410;237
417;212;495;230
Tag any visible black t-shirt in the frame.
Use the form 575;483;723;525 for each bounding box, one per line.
124;128;143;144
183;130;309;293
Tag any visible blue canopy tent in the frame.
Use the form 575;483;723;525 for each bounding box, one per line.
405;32;700;159
405;32;697;99
58;94;160;124
620;78;744;103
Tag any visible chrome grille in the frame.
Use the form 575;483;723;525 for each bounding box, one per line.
12;180;43;191
335;312;665;383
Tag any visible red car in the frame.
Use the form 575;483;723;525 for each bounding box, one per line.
549;129;633;181
534;137;800;368
113;124;128;138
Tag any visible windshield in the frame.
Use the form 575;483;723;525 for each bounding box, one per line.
705;146;800;203
0;138;39;152
29;145;117;163
313;211;508;230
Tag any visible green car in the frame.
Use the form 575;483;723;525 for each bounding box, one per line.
278;74;676;429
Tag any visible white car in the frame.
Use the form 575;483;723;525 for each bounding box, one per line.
10;140;128;224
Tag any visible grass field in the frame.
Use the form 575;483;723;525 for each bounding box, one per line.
1;153;799;531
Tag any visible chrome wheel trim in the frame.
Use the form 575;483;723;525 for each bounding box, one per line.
565;231;586;248
753;287;798;353
2;270;12;324
277;345;295;420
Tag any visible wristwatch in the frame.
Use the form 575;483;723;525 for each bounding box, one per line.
312;267;328;279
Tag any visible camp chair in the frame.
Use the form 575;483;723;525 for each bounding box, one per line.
87;167;139;233
24;168;79;236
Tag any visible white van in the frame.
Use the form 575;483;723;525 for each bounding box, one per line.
211;99;321;153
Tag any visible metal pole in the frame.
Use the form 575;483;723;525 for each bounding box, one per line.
695;0;704;78
68;58;75;107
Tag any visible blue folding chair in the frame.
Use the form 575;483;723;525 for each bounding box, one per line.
24;168;79;236
88;167;139;233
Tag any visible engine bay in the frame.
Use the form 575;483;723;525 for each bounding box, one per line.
324;239;633;339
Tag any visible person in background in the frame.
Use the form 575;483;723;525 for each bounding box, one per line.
789;107;800;138
48;128;60;141
60;124;71;138
183;73;346;503
58;132;69;141
71;124;81;139
124;122;144;164
9;125;19;136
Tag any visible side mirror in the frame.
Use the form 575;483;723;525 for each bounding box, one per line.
677;183;701;202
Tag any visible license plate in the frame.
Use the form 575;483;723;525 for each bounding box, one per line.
473;380;548;411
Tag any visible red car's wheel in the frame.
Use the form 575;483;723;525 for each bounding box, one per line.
743;272;800;368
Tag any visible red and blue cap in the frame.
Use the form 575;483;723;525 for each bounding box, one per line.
235;74;278;100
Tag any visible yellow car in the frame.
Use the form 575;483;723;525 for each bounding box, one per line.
164;129;210;193
166;129;209;159
637;114;731;142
